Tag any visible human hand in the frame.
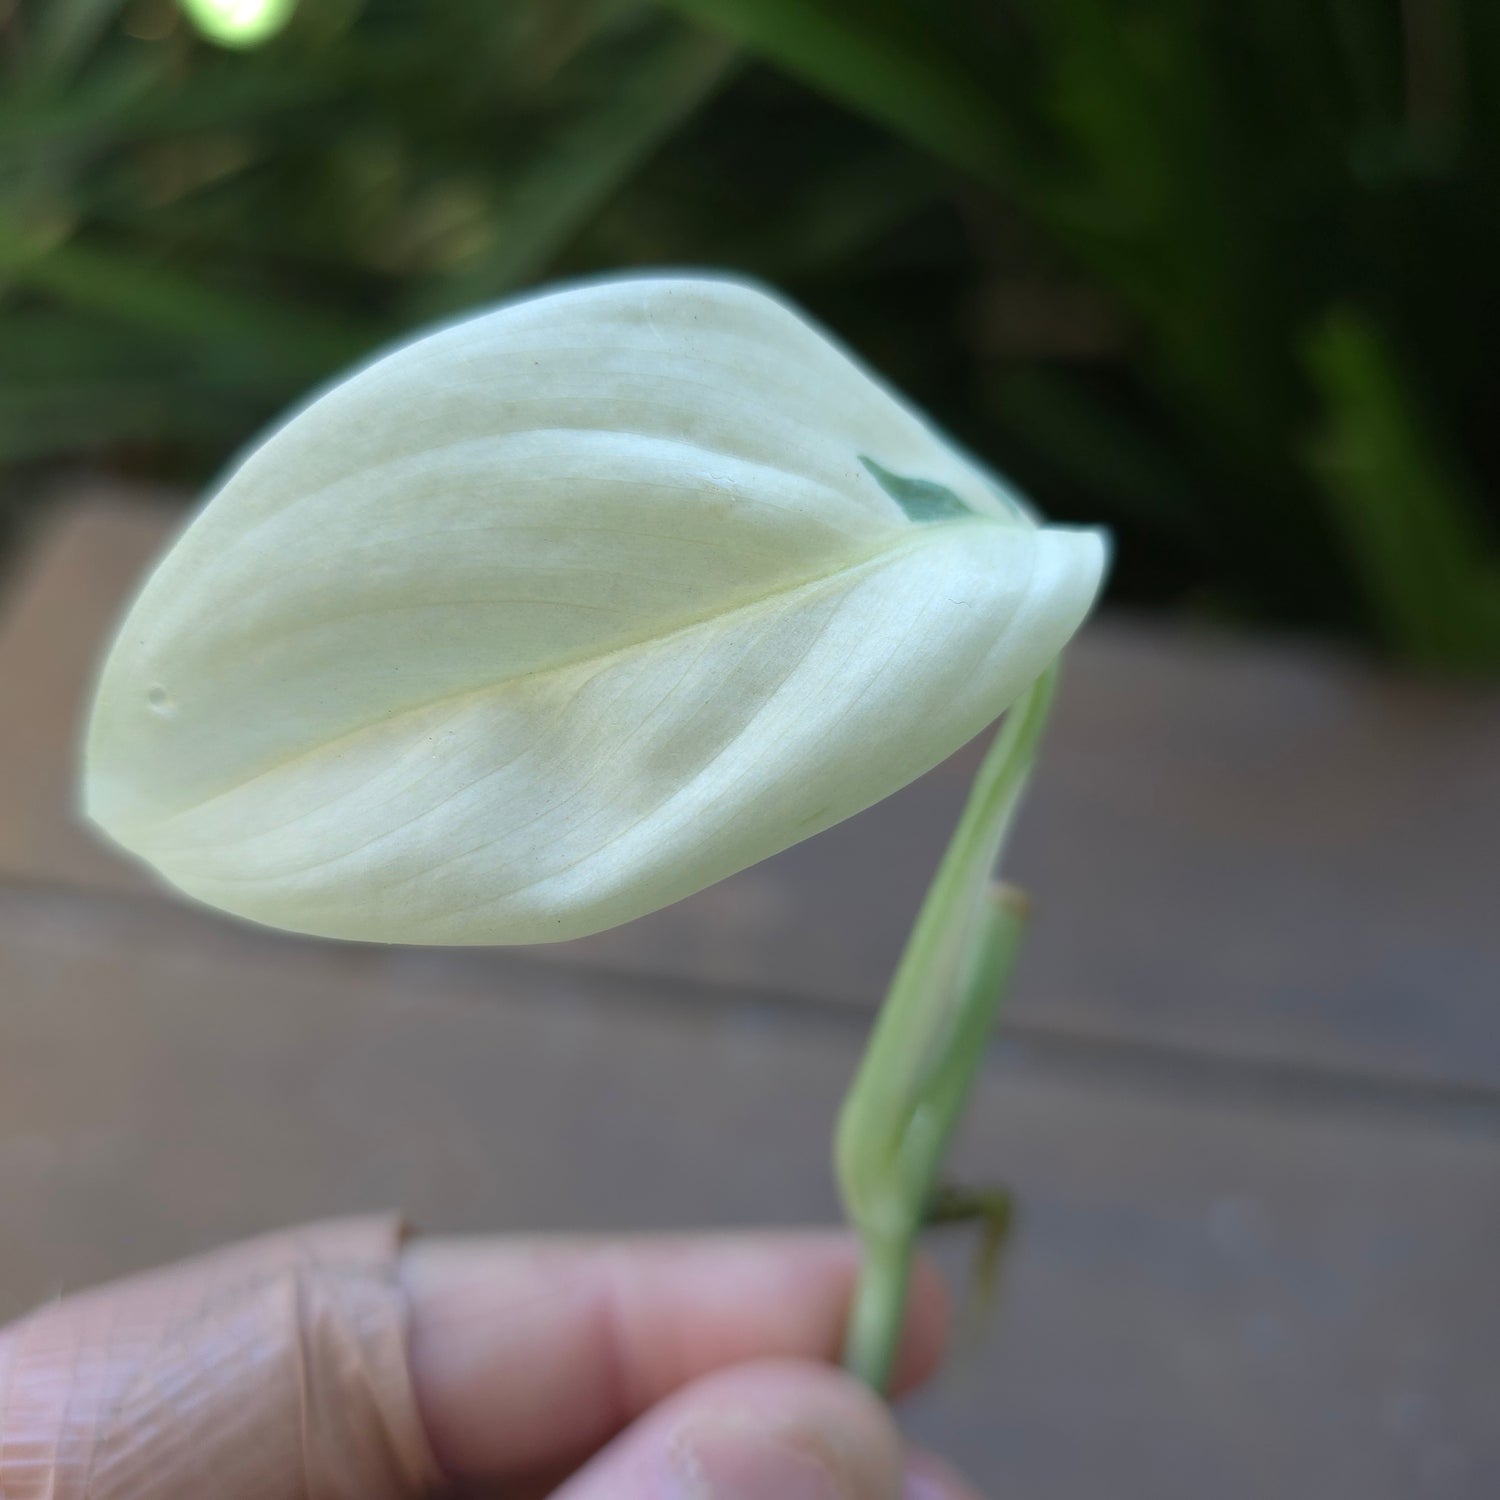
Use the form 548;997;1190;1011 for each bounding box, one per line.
0;1216;979;1499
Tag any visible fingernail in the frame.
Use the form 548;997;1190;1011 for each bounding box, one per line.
905;1470;949;1500
665;1421;851;1500
904;1449;981;1500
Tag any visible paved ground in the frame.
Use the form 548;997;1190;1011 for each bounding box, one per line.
2;492;1497;1499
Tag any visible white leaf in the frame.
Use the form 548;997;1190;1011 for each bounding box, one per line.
84;276;1106;944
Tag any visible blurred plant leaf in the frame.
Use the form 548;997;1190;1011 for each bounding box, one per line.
731;146;940;274
0;63;331;151
18;0;128;82
0;379;237;464
988;367;1207;542
4;0;1499;665
1304;308;1500;670
0;216;366;378
415;24;737;315
656;0;1019;184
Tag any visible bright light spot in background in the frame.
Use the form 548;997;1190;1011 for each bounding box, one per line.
178;0;296;47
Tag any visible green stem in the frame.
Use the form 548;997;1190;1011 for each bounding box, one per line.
842;885;1026;1390
842;1233;915;1391
836;666;1056;1391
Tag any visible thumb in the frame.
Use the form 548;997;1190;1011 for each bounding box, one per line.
551;1357;909;1500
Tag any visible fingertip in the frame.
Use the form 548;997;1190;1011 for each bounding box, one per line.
555;1357;904;1499
904;1446;986;1500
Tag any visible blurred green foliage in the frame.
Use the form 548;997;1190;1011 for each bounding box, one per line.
2;0;1497;667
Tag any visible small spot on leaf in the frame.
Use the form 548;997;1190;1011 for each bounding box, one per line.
860;456;979;523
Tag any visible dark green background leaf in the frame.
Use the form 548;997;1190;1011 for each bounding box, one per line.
2;0;1496;668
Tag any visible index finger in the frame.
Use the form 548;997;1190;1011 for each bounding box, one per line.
400;1231;949;1485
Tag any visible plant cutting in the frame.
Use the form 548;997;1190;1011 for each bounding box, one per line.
83;274;1107;1393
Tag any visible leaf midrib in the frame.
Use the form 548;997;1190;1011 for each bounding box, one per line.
106;515;1004;836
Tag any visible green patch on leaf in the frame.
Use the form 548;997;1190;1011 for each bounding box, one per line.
860;455;979;523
